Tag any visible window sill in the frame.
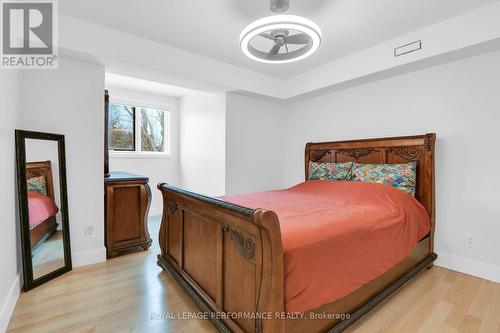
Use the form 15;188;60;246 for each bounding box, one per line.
110;151;172;159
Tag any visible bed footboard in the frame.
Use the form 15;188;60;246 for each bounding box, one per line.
157;183;285;333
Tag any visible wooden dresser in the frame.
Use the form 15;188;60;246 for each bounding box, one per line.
104;172;152;258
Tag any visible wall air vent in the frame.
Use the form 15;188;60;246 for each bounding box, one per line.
394;40;422;57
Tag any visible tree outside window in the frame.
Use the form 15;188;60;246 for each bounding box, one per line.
109;104;135;151
140;108;164;152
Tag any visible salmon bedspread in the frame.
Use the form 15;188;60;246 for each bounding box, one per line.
221;180;430;312
28;191;59;229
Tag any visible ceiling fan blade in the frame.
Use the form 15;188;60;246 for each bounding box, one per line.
285;33;310;44
269;44;281;55
259;32;275;40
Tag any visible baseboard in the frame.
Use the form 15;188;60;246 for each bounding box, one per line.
72;247;107;267
0;274;21;333
435;252;500;283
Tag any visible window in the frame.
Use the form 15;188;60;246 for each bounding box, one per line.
109;104;135;151
109;102;170;156
140;107;165;152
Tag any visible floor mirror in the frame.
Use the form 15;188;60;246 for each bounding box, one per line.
15;130;72;291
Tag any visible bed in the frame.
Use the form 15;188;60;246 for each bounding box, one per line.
26;161;59;249
157;133;436;333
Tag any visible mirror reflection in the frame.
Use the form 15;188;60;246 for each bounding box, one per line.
25;139;65;279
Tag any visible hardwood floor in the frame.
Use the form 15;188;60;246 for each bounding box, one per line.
346;265;500;333
7;216;500;333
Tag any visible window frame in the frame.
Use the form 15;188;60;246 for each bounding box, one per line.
109;98;171;158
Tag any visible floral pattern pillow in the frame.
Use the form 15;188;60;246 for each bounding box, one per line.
27;175;47;195
308;161;354;181
351;162;417;196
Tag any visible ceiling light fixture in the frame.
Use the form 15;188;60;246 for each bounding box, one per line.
239;0;322;64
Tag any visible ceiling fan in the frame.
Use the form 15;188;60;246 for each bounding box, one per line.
259;29;311;56
239;0;322;63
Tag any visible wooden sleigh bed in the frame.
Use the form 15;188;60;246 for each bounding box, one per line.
27;161;58;249
157;133;436;333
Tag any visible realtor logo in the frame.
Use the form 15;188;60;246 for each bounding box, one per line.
1;0;58;69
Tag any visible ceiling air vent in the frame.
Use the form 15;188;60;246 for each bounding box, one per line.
394;40;422;57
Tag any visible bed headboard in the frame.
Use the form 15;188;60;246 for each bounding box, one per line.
305;133;435;222
26;160;56;202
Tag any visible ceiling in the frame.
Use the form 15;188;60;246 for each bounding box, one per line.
60;0;498;79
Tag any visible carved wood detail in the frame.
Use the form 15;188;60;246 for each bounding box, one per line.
338;148;375;160
222;225;255;260
424;134;433;151
311;150;330;162
166;201;178;216
388;147;420;161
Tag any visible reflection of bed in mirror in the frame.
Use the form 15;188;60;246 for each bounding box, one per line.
26;161;59;250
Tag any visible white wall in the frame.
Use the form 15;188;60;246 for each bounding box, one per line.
283;50;500;281
0;71;22;333
225;93;287;195
18;57;106;267
179;91;226;196
107;87;180;216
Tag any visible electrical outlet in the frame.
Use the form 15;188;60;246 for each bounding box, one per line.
84;226;95;238
464;233;477;248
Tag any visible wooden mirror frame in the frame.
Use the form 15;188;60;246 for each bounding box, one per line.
15;130;72;291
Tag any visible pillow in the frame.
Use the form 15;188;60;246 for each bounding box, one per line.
351;162;417;196
308;161;353;181
27;175;47;195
